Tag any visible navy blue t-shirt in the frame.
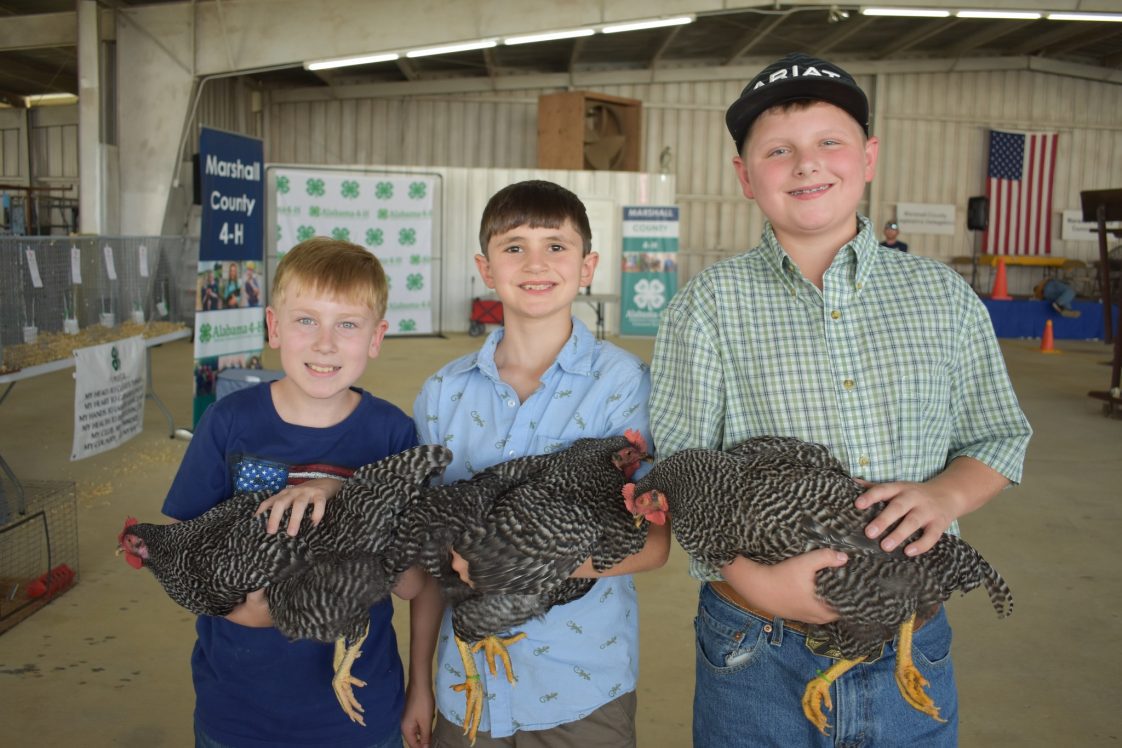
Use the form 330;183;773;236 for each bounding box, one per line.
163;383;417;747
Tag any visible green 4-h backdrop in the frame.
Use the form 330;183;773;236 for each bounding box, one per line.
269;167;441;336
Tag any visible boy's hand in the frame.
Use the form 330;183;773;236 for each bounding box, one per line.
225;588;272;627
721;550;847;625
255;477;342;536
401;678;435;748
855;479;957;557
449;549;475;589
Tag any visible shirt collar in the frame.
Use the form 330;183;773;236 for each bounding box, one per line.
449;317;598;380
760;215;880;293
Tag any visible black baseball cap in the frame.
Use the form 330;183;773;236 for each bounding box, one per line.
725;53;869;152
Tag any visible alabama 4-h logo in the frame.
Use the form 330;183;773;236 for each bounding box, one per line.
632;278;666;310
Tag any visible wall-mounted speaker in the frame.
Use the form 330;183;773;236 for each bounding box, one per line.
967;196;988;231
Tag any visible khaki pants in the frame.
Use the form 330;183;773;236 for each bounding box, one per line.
432;691;637;748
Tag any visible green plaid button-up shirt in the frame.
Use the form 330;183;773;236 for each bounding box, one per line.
650;216;1031;580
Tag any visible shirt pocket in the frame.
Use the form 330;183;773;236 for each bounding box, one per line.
894;374;953;471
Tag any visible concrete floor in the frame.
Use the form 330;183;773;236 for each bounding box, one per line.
0;330;1118;746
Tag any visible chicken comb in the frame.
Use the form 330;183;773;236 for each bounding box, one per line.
117;517;143;569
621;483;637;514
623;429;648;454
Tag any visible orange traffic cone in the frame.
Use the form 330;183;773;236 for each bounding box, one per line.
1040;319;1060;354
990;258;1012;301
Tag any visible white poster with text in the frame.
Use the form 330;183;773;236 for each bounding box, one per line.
72;336;146;461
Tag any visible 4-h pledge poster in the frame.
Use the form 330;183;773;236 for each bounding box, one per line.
72;336;146;461
620;206;679;336
272;168;438;336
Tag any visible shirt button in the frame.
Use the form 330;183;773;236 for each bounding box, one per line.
855;282;864;290
858;455;870;467
508;450;515;456
843;378;855;390
831;310;841;320
506;399;515;407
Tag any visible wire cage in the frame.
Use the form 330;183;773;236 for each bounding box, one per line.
0;237;193;372
0;481;78;636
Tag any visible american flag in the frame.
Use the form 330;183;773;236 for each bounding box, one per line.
983;129;1058;255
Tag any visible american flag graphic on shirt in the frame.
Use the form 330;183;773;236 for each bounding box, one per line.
982;129;1058;255
233;456;354;494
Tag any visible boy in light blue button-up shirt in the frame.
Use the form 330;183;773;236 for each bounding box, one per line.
405;180;670;748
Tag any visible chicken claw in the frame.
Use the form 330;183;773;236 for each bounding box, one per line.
471;632;527;683
331;625;369;726
454;637;485;745
800;657;865;736
894;615;946;723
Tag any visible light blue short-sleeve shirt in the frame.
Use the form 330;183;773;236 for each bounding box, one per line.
413;318;652;737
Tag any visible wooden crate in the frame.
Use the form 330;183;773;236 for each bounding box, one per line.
537;91;642;171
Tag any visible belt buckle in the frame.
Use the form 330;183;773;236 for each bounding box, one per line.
804;634;885;664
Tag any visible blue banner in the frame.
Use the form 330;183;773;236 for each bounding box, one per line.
199;127;264;262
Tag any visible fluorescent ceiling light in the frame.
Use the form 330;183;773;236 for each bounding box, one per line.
1047;12;1122;22
25;92;78;106
861;7;951;17
601;16;694;34
956;10;1041;19
406;39;497;58
305;52;399;71
504;28;595;45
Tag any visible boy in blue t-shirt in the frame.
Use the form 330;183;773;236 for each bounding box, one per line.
406;181;671;748
164;237;435;748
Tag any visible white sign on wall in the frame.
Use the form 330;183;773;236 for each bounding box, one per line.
71;336;146;461
1061;209;1122;241
896;203;957;236
272;168;438;336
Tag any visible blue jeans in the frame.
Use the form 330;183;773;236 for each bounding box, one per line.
692;583;958;747
1042;278;1076;309
194;718;403;748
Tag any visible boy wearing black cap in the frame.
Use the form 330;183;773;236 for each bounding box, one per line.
882;221;909;252
650;53;1030;746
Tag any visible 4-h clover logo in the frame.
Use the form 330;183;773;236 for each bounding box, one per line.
341;180;359;199
276;224;282;241
331;227;351;241
366;228;384;246
399;319;416;332
632;278;666;310
408;182;427;199
375;182;394;200
110;346;121;372
199;323;213;344
406;273;423;291
306;178;325;197
297;225;316;241
399;228;416;246
276;176;290;194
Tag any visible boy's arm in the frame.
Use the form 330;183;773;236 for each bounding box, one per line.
569;520;670;577
402;573;441;748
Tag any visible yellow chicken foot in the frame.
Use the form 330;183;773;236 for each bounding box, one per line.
453;637;485;745
894;614;947;723
471;632;527;682
331;624;369;726
801;657;866;736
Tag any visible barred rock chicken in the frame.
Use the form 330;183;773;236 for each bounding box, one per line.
398;431;651;743
623;435;1013;735
117;444;452;726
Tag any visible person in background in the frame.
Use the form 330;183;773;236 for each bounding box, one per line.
880;221;909;252
1033;276;1082;318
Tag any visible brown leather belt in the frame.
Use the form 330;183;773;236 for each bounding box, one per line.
708;581;813;635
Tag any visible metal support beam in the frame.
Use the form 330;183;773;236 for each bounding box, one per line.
877;19;963;59
816;16;874;56
723;15;786;66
